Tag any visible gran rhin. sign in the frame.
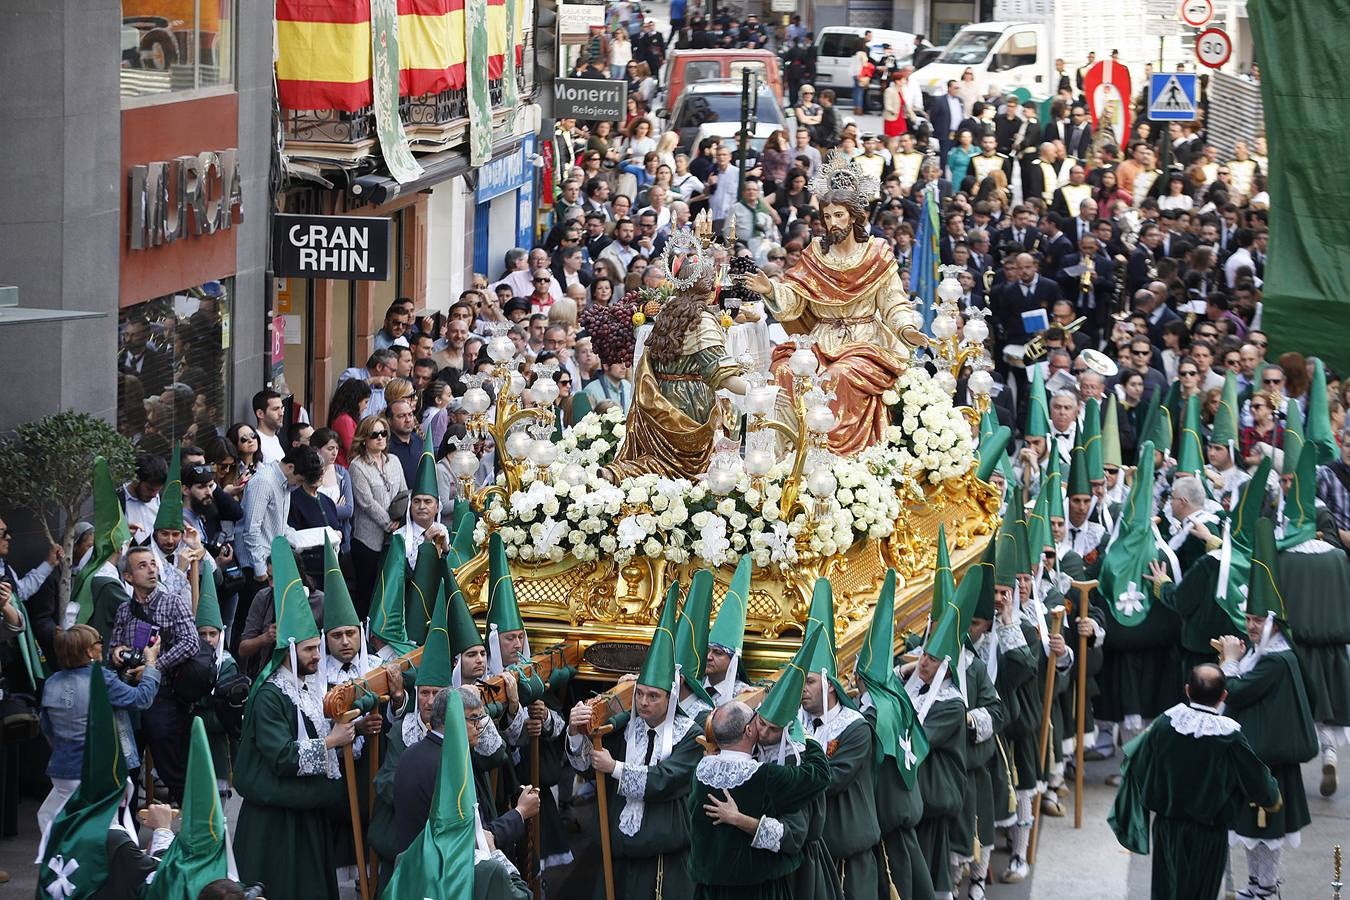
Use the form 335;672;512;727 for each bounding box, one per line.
128;149;244;250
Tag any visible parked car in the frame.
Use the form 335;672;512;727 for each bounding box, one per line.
812;26;917;110
661;81;795;155
660;49;785;108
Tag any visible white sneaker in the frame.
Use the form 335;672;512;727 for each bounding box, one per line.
967;877;987;900
1001;856;1030;883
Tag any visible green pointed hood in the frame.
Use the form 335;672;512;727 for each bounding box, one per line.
371;536;415;655
195;564;224;631
1278;439;1319;550
246;538;322;704
993;493;1024;587
1139;389;1173;459
1025;364;1050;438
980;409;998;441
1101;396;1124;468
407;541;441;644
418;583;454;689
144;718;228;900
928;525;955;625
485;532;524;639
1099;441;1159;626
412;449;440;500
675;570;714;681
1082;398;1104;482
153;443;184;532
38;662;129;899
380;689;476;900
74;457;132;625
1066;443;1092;497
322;536;361;631
857;569;930;782
708;556;750;655
976;425;1013;483
758;627;821;728
1282;402;1306;475
1175;394;1205;477
1211;371;1241;451
1027;478;1054;560
443;567;484;658
1232;456;1272;554
444;503;479;571
1246;518;1287;622
803;577;856;711
923;593;963;684
1042;448;1065;520
637;581;680;692
1308;358;1338;465
964;539;997;626
1161;380;1182;455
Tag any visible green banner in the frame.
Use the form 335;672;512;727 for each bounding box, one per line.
466;0;494;166
371;0;424;183
1249;0;1350;376
502;0;519;114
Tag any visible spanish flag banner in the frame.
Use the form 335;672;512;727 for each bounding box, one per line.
276;0;374;112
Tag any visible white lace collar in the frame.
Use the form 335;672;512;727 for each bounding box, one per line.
1285;538;1337;555
1164;702;1241;738
696;750;762;790
268;669;342;779
402;711;428;747
803;705;863;746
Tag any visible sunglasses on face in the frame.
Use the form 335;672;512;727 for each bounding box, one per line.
1263;378;1283;385
370;430;389;439
238;434;257;442
1180;370;1199;377
1253;340;1268;347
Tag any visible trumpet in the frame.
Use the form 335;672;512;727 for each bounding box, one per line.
1024;316;1087;364
1081;255;1095;293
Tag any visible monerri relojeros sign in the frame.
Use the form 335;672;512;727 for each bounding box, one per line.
128;149;244;250
553;78;628;121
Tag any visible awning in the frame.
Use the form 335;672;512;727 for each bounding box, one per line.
351;135;529;206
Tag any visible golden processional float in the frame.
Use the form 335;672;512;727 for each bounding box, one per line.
438;230;1003;683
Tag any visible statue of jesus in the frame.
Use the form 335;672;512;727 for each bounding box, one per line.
740;153;928;456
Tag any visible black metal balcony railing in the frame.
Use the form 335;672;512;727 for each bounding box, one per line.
283;106;377;145
402;87;469;126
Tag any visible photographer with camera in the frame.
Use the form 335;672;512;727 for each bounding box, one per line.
110;545;200;804
37;624;161;833
181;450;246;633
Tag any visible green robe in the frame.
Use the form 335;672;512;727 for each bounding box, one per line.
1160;553;1245;677
755;741;843;900
1092;588;1183;723
1109;704;1278;900
952;654;1004;856
910;685;966;895
89;576;129;643
368;713;421;866
1221;642;1317;842
688;739;832;900
999;619;1044;793
1278;544;1350;724
573;713;703;900
807;710;881;900
474;856;532;900
864;707;932;900
234;676;347;900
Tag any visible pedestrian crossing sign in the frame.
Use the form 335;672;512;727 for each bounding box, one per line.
1148;73;1198;121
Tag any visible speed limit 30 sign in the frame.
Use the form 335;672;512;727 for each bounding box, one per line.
1179;0;1214;27
1195;27;1232;68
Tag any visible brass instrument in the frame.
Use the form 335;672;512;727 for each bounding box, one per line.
1081;254;1096;294
1024;315;1086;364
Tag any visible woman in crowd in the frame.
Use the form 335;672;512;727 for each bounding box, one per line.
769;168;816;230
1158;172;1193;212
287;453;341;582
670;154;706;205
310;427;353;553
1241;389;1285;467
1160;320;1190;383
420;381;453;456
883;72;908;140
1094;169;1132;209
224;422;262;490
759;130;791;198
609;27;632;79
347;414;406;615
1177;356;1205;401
958;67;982;115
39;625;161;833
588;120;619;160
327;378;371;467
946;129;980;192
655;130;679;170
590;277;616;307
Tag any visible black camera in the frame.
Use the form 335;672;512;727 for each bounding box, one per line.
114;648;146;671
243;883;266;900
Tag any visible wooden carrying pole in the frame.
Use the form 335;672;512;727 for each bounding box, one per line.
1028;605;1066;864
338;709;371;900
1072;579;1098;828
591;724;616;900
529;733;543;900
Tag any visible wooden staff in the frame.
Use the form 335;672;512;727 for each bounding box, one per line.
591;724;616;900
1072;579;1098;829
367;724;381;889
1028;604;1066;864
188;555;201;616
337;709;371;900
528;732;543;900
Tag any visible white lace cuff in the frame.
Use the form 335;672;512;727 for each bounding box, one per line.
504;705;530;745
1220;658;1242;678
544;708;565;738
1056;647;1075;671
297;738;328;776
1090;619;1105;647
997;620;1028;652
617;761;648;800
968;707;994;743
148;827;175;857
565;733;591;771
492;849;520;877
751;816;785;852
476;718;505;757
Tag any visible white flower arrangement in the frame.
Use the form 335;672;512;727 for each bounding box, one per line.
476;366;976;567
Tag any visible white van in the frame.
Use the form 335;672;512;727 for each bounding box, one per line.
812;26;916;99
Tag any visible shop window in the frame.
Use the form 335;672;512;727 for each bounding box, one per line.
117;279;233;460
120;0;235;102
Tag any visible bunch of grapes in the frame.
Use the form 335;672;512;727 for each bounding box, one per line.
721;256;765;307
581;291;640;367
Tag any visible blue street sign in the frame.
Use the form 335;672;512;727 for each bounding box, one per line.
1148;73;1199;122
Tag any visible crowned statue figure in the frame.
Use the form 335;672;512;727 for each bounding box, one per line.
740;151;929;456
601;226;749;482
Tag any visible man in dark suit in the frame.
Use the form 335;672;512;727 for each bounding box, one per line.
1062;105;1093;162
993;205;1042;264
1054;232;1116;344
939;212;967;264
928;80;966;157
118;317;173;399
1126;223;1163;295
992;252;1061;348
1156;209;1194;260
1137;286;1181;349
1038;213;1075;277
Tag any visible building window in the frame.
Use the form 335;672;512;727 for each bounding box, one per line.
120;0;235;102
117;279;233;459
